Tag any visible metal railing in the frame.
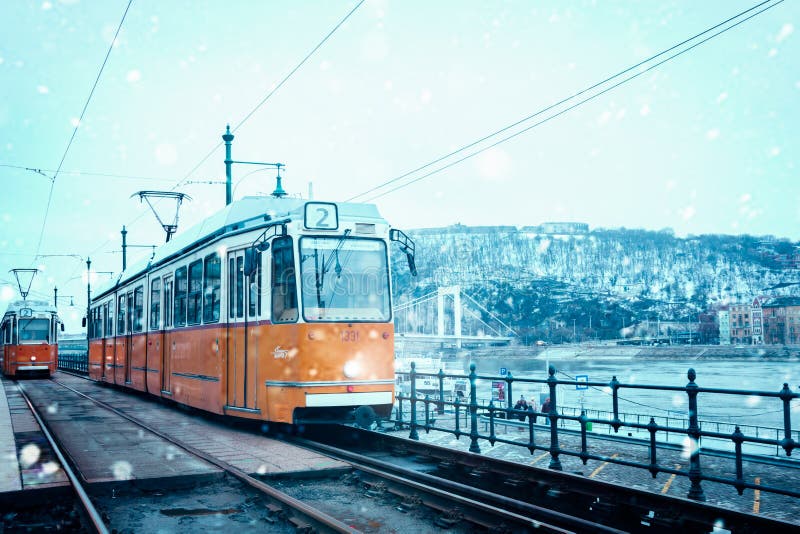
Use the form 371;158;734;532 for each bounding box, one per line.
58;350;88;374
393;362;800;502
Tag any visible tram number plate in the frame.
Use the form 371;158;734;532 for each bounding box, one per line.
304;202;339;230
341;330;359;342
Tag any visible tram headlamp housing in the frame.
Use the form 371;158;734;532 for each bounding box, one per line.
343;360;361;379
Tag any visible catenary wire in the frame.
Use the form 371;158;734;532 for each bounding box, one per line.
347;0;781;203
0;164;174;183
33;0;134;259
82;0;365;264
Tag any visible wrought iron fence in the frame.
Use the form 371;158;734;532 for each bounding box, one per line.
57;350;88;374
393;362;800;502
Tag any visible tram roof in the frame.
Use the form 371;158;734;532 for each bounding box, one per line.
93;195;384;299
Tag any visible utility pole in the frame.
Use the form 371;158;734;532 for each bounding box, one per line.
223;125;234;205
121;225;128;271
54;286;58;307
86;257;91;335
573;319;576;343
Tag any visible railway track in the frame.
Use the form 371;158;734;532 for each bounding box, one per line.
48;376;609;532
42;377;358;533
16;381;108;534
300;425;800;533
37;373;800;532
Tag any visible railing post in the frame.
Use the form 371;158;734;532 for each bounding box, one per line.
732;426;745;495
686;368;705;501
424;395;432;433
547;365;562;470
409;362;419;441
454;396;462;438
610;375;621;433
488;401;496;445
579;410;589;465
779;382;796;456
505;372;514;419
437;369;445;415
469;363;481;453
647;417;658;478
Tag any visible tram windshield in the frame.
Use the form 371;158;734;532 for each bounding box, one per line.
299;237;391;322
18;318;50;343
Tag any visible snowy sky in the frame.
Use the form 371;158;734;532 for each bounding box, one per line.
0;0;797;324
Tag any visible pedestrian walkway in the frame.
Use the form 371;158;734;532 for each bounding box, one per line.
0;378;21;492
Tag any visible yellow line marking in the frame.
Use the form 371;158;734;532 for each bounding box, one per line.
661;464;682;494
589;453;619;478
753;477;761;514
530;452;549;465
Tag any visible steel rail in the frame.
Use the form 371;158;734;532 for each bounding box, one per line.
49;378;357;534
17;382;109;534
290;436;622;534
324;426;800;532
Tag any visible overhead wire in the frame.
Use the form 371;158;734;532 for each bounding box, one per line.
33;0;134;259
81;0;366;263
346;0;783;203
0;163;174;183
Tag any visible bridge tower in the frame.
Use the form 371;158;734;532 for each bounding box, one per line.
437;286;462;348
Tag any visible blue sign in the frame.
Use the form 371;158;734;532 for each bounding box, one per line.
576;375;589;390
499;367;508;376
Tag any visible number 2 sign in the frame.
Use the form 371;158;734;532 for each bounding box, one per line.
304;202;339;230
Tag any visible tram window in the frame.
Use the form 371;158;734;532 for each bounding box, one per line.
174;266;188;327
203;253;221;323
236;256;244;318
133;286;144;332
118;295;126;335
106;301;114;337
150;278;161;330
163;278;173;327
2;321;9;344
248;251;261;318
127;291;134;334
19;319;49;343
228;257;235;319
272;237;297;323
188;260;203;325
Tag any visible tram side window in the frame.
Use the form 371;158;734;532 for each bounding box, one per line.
249;251;262;318
163;278;173;328
2;321;9;344
188;260;203;325
150;279;161;330
203;253;221;323
174;266;188;327
272;237;297;323
118;295;126;335
106;301;113;337
133;286;144;332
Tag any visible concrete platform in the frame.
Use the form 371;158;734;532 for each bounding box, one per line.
42;373;349;482
18;378;222;489
0;378;21;493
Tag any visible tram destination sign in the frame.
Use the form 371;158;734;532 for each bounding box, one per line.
304;202;339;230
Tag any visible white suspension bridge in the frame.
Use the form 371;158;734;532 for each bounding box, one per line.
393;285;516;348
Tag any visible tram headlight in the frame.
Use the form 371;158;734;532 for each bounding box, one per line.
343;360;361;379
30;356;36;361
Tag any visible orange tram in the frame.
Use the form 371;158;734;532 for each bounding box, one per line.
1;300;62;378
88;195;416;428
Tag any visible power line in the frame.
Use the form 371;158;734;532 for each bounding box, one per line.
84;1;365;261
0;163;174;183
34;0;134;259
346;0;782;203
174;0;366;190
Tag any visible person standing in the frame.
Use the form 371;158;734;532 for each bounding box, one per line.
541;397;551;425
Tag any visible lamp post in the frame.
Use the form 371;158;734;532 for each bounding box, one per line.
221;125;285;204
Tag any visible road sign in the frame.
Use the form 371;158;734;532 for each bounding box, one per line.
576;375;589;390
499;367;508;376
